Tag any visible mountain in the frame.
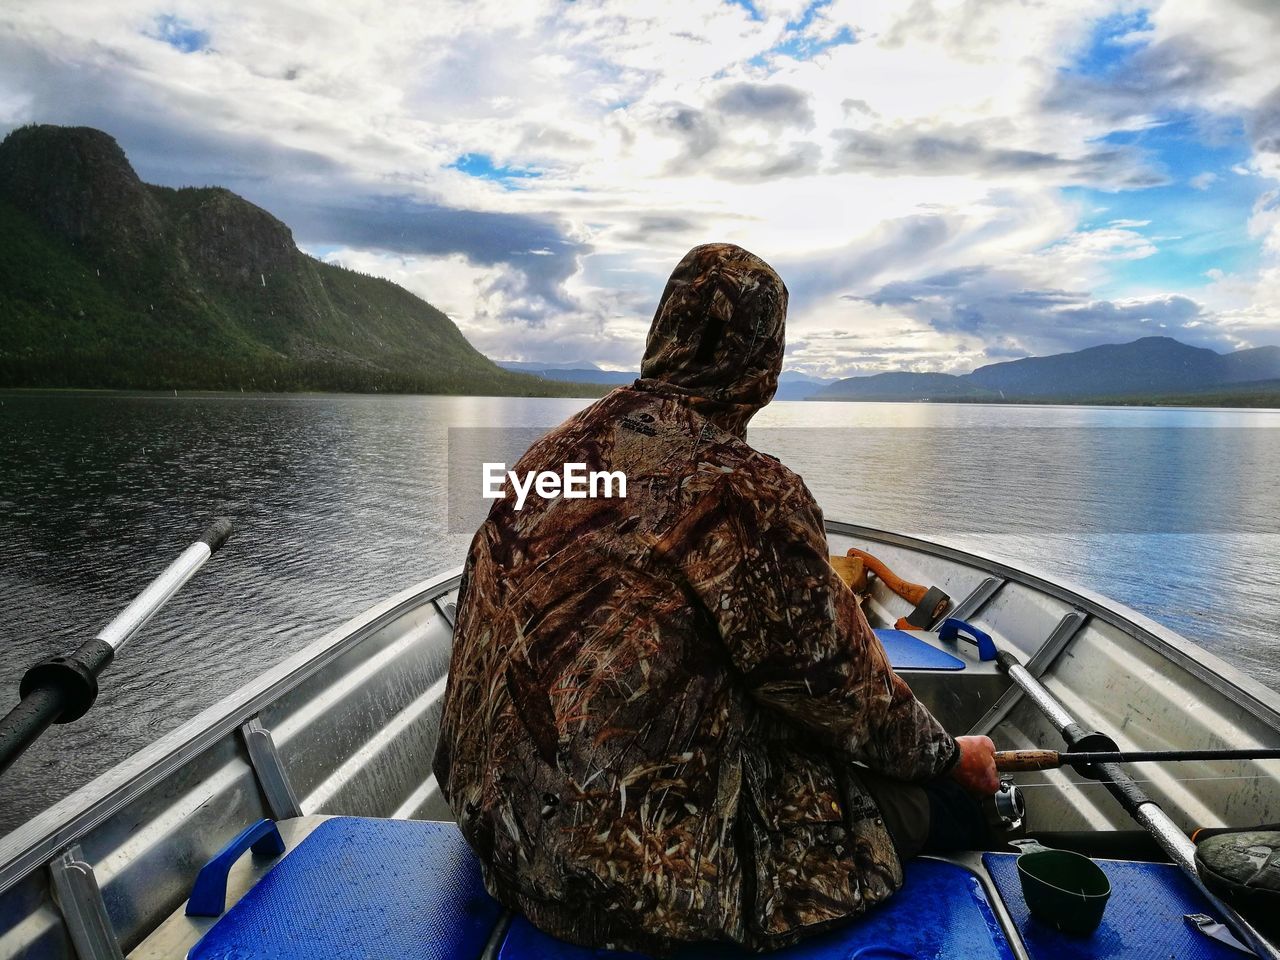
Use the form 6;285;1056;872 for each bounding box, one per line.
814;371;995;402
773;370;836;400
0;124;592;395
1220;345;1280;383
497;359;603;373
814;337;1280;403
496;362;835;399
497;362;634;385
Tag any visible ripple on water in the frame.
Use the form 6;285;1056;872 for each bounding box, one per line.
0;391;1276;832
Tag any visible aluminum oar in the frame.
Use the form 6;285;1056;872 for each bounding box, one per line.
0;518;233;777
997;748;1280;772
994;644;1280;959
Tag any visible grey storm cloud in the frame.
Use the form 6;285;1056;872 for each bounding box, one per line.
711;82;815;128
656;83;821;181
282;197;587;317
1250;84;1280;155
850;266;1228;356
832;125;1168;187
1041;35;1237;125
662;105;721;161
613;213;697;244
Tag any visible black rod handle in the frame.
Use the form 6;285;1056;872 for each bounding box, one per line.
0;687;67;779
199;517;234;554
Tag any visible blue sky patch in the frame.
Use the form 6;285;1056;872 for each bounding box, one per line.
1057;108;1263;295
148;15;209;54
725;0;764;22
450;153;541;184
768;23;855;61
742;0;856;68
1066;9;1152;77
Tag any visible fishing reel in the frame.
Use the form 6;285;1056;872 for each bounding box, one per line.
988;778;1026;833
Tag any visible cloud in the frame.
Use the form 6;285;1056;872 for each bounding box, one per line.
1;0;1278;375
852;265;1228;360
711;81;814;128
1251;85;1280;159
648;93;821;180
831;123;1167;187
1042;35;1232;126
284;196;586;318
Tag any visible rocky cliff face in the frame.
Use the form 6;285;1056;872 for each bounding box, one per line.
0;124;578;395
165;186;298;287
0;125;166;254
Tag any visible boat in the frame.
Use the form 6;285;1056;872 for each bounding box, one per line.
1;520;1277;959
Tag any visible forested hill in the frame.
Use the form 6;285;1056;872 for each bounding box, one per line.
0;124;589;395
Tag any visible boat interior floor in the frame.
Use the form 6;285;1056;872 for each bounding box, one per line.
132;815;1239;960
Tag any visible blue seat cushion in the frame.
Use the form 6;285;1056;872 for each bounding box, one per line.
983;852;1242;960
874;629;966;671
188;817;503;960
499;858;1013;959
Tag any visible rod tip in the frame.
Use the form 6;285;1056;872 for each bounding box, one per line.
199;518;234;553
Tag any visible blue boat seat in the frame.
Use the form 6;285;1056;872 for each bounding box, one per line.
193;816;1236;960
498;858;1014;959
874;628;967;670
188;817;503;960
983;851;1242;959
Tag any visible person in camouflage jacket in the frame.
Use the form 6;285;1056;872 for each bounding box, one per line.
434;242;996;954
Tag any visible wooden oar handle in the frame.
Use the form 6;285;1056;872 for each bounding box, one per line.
995;749;1062;772
846;548;929;605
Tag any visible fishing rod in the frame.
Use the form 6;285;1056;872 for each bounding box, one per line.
997;747;1280;772
0;518;233;777
993;643;1280;960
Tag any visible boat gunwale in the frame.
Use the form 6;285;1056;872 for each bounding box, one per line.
830;520;1280;731
3;521;1277;898
0;566;464;897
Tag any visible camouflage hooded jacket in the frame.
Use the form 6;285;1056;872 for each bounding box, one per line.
434;243;959;954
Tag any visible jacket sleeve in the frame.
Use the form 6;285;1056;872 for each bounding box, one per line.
662;463;958;782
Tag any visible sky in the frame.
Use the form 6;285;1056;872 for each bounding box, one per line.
2;0;1279;377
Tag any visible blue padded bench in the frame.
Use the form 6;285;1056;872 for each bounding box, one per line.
184;817;1015;959
188;817;503;960
873;629;967;670
983;852;1242;960
499;858;1014;959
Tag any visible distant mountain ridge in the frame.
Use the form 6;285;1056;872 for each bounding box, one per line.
0;124;589;395
496;362;835;399
814;337;1280;403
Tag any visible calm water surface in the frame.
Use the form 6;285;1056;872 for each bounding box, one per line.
1;391;1277;832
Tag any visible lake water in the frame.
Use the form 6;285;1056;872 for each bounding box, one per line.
1;390;1278;833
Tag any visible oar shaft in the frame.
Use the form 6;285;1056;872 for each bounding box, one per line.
0;518;233;778
996;747;1280;771
97;518;233;652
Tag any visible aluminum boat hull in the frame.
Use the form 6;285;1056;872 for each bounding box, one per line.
1;521;1277;958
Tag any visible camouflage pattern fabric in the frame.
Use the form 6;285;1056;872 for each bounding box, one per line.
1196;830;1280;938
434;243;959;954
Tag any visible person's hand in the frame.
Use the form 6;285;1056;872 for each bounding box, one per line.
950;735;999;795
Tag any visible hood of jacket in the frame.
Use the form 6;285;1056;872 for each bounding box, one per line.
635;242;788;436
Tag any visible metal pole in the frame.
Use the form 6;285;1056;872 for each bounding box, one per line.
95;518;231;652
996;648;1280;960
0;519;233;778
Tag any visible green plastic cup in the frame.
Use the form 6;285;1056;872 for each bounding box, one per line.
1011;838;1112;936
